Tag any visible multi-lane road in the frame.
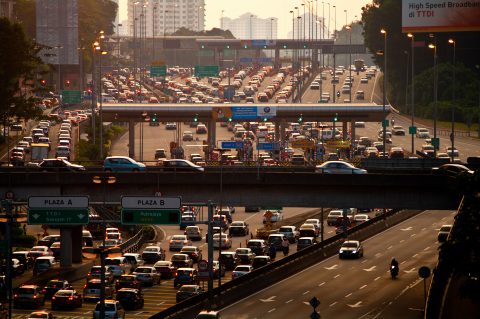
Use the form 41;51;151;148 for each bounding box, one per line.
220;210;455;319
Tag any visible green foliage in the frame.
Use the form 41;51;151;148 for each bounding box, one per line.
142;226;156;241
0;18;43;122
173;27;235;39
13;234;37;248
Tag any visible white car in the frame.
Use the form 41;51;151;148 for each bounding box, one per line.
392;125;406;135
262;210;283;223
354;214;370;224
416;128;430;138
232;265;253;279
104;257;129;277
315;161;367;174
212;233;232;249
169;235;192;251
92;300;125;319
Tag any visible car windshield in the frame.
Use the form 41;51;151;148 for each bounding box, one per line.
279;227;292;233
248;242;260;247
298;239;312;244
144;247;158;252
18;288;35;294
105;259;121;265
117;291;135;298
181;247;195;252
120;276;135;282
177;270;192;276
95;303;116;311
156;261;170;267
31;247;45;252
172;255;187;261
236;249;249;254
135;268;152;273
55;291;73;296
86;282;101;289
179;286;197;292
230;222;243;226
235;266;250;272
46;281;63;288
172;236;186;240
342;242;358;248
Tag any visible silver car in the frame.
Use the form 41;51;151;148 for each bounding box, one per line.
132;266;161;286
315;161;367;174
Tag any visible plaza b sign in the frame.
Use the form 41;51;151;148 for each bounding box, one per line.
402;0;480;32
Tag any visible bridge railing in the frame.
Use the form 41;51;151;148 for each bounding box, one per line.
150;208;423;319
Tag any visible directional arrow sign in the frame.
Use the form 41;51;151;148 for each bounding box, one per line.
260;296;276;303
348;301;363;308
27;208;89;225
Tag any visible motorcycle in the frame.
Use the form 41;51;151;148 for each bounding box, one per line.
268;246;277;261
390;265;399;279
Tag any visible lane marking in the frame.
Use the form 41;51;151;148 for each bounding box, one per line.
268;308;276;313
359;284;367;290
286;299;293;304
400;239;405;243
387;245;393;250
318;282;325;287
412;253;418;258
334;274;341;278
345;293;352;298
329;301;337;307
410;233;416;237
424;246;430;251
374;276;381;281
303;290;310;295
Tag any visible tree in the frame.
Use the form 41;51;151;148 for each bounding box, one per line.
172;27;235;39
0;18;43;123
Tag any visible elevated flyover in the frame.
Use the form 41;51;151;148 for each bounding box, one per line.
0;171;460;210
101;102;391;159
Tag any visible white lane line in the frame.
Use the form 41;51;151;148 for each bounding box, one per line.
411;233;416;237
134;312;144;315
375;253;382;258
422;227;426;231
156;301;165;306
374;276;381;281
412;253;418;258
387;245;393;250
424;246;430;251
329;301;337;307
286;299;294;304
400;239;405;243
334;274;341;278
360;284;367;290
401;260;406;265
318;282;325;287
345;293;352;298
303;290;310;295
268;308;276;313
361;260;368;264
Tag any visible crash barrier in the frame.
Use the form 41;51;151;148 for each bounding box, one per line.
150;208;422;319
120;227;149;253
361;157;450;171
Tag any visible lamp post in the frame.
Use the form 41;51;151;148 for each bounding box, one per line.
250;15;254;39
448;38;456;162
173;4;178;34
346;25;352;103
332;5;336;103
99;49;107;160
153;5;157;61
297;15;302;102
381;28;387;157
92;175;116;319
290;10;295;102
407;33;415;154
164;10;168;36
428;36;438;158
198;6;203;32
221;10;224;30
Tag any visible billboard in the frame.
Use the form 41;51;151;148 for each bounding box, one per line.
211;106;277;120
402;0;480;33
36;0;79;65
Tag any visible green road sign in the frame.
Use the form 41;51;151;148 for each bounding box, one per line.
28;208;89;225
382;119;389;128
150;65;167;77
195;65;219;77
409;126;417;134
62;90;82;104
121;209;180;225
0;240;7;254
431;137;440;148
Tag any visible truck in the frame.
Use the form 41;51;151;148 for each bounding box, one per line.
354;59;365;72
30;143;49;162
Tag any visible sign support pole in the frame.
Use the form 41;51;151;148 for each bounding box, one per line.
207;200;214;304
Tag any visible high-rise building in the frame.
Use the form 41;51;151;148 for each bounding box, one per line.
221;13;277;40
287;13;323;40
0;0;14;19
127;0;205;37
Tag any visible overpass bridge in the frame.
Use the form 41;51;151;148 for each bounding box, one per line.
101;102;391;159
1;171;459;210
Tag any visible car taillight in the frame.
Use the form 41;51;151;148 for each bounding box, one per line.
174;272;178;277
42;289;46;293
83;284;87;288
52;296;56;300
69;296;74;300
189;273;193;277
169;240;173;244
33;295;37;299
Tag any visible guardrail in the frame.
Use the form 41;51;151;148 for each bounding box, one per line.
151;208;422;319
120;227;147;253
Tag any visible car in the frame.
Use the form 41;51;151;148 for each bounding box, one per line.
446;146;460;157
304;219;321;231
132;266;161;286
83;279;114;300
180;246;203;263
327;210;343;226
37;235;61;247
55;146;71;159
219;252;240;271
122;253;144;270
229;221;249;236
103;156;146;172
196;124;207;134
212;214;229;230
42;279;72;299
179;214;196;230
182;131;194;141
141;246;166;263
299;224;319;237
262;210;283;223
176;285;203;302
171;253;194;268
212;233;232;249
267;234;285;251
158;159;204;172
169;235;192;251
438;225;452;242
360;77;369;83
105;232;123;243
416;128;430;138
196;310;222;319
297;237;317;250
339;240;364;259
389;147;405;159
14;285;45;308
309;81;320;89
252;255;271;269
154;260;177;279
211;260;226;278
278;226;299;243
315;161;367;174
37;158;85;172
26;311;54;319
105;257;129;277
92;300;125;319
51;289;82;310
232;265;253;279
392;125;406;135
184;226;203;241
4;258;25;277
355;90;365;100
235;248;255;264
33;256;56;276
432;164;473;177
166;122;177;130
247;239;267;256
87;266;114;283
114;275;142;291
116;288;144;310
154;148;167;160
354;214;370;224
174;268;199;287
12;251;34;270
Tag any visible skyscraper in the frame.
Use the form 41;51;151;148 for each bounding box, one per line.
127;0;205;37
221;13;278;39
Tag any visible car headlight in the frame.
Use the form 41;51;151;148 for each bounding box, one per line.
352;250;357;253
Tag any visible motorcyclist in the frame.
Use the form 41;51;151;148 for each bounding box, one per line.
390;258;399;278
336;90;341;98
281;236;290;256
391;258;399;269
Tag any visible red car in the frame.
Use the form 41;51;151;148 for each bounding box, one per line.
153;261;177;279
51;290;82;310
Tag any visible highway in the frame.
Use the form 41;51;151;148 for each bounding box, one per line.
220;209;455;319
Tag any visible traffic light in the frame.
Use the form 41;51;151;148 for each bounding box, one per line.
194;114;198;122
201;44;205;49
263;117;268;122
334;113;338;122
283;45;287;49
298;113;303;123
228;117;232;122
244;44;248;49
303;43;308;49
226;45;230;49
65;80;71;87
152;114;157;122
40;79;46;86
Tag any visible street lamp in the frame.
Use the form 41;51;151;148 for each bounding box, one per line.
346;25;352;103
407;33;415;154
428;36;438;157
250;15;254;39
380;28;387;157
98;49;108;160
448;38;456;162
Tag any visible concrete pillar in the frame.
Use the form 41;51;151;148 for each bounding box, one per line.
351;120;356;152
279;120;286;148
71;226;83;263
213;48;218;65
274;121;280;142
129;119;135;159
342;121;348;141
208;119;216;150
274;49;280;69
312;49;319;70
59;228;73;267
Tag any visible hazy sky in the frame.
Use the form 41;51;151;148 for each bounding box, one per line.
119;0;373;38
